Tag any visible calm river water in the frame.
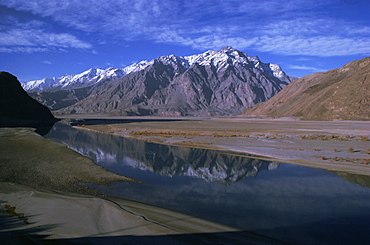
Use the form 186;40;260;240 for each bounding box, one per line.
45;122;370;245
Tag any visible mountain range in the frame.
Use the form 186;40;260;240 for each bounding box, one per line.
23;47;296;116
242;57;370;120
22;62;148;92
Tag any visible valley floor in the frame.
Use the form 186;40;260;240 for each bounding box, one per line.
1;118;369;243
77;117;370;176
0;127;281;244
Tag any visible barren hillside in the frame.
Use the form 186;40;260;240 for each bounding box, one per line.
242;57;370;120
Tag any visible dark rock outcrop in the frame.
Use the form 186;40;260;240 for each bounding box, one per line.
0;72;57;127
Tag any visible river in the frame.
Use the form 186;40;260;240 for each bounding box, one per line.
45;122;370;244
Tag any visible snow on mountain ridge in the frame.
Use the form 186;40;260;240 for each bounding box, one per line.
22;77;59;91
152;46;261;71
23;47;289;92
22;63;148;92
183;47;287;80
122;60;148;74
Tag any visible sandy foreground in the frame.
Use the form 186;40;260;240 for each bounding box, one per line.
0;127;283;244
0;183;255;244
78;117;370;176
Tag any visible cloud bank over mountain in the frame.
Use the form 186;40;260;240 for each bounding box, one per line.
1;0;370;56
1;0;369;80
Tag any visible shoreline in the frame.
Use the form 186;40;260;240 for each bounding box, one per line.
0;126;284;244
76;118;370;176
1;182;258;244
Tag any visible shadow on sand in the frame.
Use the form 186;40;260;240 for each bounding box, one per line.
0;121;56;136
0;216;52;245
1;206;288;245
46;230;289;245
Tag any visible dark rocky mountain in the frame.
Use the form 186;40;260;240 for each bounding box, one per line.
27;47;296;116
29;86;94;110
242;57;370;120
0;72;57;127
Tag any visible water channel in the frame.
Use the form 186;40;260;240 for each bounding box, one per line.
45;122;370;244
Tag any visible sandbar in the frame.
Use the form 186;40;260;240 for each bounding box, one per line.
77;117;370;176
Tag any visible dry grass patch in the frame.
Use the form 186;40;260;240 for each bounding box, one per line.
130;130;249;138
300;134;368;141
2;204;29;224
313;155;370;164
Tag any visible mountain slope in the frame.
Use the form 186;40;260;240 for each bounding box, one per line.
55;47;295;116
24;63;149;110
28;86;94;110
242;57;370;120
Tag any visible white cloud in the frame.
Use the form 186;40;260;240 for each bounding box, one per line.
0;12;92;53
0;46;50;53
255;36;370;57
288;65;327;72
1;0;369;57
0;28;92;53
296;58;311;61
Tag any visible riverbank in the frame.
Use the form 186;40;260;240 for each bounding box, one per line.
1;182;259;244
77;118;370;176
0;127;283;244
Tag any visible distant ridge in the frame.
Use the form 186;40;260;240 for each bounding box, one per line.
242;57;370;120
24;47;296;116
22;63;148;92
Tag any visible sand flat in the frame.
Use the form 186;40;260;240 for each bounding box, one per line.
0;183;239;239
0;183;279;244
0;127;136;193
78;118;370;175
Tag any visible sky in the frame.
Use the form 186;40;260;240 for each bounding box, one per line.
0;0;370;82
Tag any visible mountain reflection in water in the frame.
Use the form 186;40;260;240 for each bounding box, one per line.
45;122;279;185
45;122;370;245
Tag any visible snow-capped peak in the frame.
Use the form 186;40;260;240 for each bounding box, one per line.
22;62;148;92
181;46;250;68
123;60;148;74
144;46;289;82
22;46;291;92
146;46;250;69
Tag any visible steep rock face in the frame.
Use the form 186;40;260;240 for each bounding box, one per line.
55;47;295;116
0;72;56;126
147;57;289;116
242;57;370;120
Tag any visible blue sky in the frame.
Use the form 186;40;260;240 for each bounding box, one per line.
1;0;369;82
